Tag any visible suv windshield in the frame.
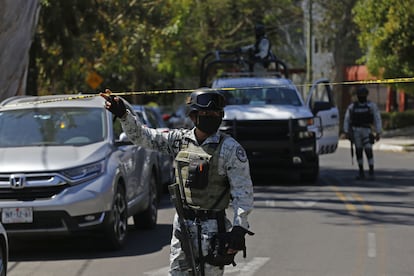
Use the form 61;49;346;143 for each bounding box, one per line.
220;86;301;106
0;107;106;147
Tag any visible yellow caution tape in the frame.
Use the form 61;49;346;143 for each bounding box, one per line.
3;76;414;106
331;77;414;85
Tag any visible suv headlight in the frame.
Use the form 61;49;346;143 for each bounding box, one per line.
62;160;105;184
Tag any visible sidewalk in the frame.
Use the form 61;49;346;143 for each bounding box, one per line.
337;126;414;152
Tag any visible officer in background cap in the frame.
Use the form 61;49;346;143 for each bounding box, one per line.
101;88;254;275
238;22;274;72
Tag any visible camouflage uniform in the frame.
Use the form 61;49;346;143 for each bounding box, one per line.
120;110;254;276
343;100;382;178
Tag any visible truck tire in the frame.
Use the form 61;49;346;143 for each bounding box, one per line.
301;158;319;183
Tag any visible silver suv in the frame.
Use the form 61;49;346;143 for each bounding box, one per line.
0;95;160;249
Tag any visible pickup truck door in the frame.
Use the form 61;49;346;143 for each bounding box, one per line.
305;78;339;154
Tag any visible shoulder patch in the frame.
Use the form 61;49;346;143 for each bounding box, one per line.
236;146;248;162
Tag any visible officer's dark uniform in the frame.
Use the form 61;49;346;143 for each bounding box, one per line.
343;86;382;179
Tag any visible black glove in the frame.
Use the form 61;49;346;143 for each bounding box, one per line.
343;132;349;140
205;251;237;267
105;95;127;118
375;133;380;142
228;226;254;257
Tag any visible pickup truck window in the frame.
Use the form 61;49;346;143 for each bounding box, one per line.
220;87;301;106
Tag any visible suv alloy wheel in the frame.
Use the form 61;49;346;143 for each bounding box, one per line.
104;184;128;250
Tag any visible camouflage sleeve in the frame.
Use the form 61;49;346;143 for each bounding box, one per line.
240;44;254;53
120;110;180;155
343;104;352;133
220;137;254;230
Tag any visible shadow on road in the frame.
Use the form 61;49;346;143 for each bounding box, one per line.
8;222;172;262
252;167;414;227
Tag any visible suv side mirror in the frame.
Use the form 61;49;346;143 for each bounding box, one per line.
312;101;332;114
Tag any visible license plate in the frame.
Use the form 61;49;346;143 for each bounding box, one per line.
1;207;33;224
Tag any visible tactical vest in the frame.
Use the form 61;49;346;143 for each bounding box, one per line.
350;102;374;127
174;135;230;210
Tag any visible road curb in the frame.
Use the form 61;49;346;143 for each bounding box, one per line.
380;144;414;152
338;139;414;152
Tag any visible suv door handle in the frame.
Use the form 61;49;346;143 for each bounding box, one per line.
331;114;338;119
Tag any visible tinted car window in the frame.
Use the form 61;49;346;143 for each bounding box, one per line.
145;107;160;128
0;107;105;147
221;86;301;106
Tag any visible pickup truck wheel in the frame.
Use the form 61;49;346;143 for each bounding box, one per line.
301;159;320;183
104;184;128;250
133;173;158;230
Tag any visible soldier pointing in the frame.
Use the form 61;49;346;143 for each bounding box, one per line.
101;89;254;275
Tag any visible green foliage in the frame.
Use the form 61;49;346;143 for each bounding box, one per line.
30;0;304;104
381;110;414;130
353;0;414;94
33;0;173;95
153;0;304;79
314;0;361;62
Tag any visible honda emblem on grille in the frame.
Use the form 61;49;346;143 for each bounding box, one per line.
10;174;26;189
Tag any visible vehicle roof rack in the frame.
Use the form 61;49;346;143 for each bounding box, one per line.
199;50;289;87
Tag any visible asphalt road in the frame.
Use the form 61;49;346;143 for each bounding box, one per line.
7;147;414;276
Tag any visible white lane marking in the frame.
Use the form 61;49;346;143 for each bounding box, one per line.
266;198;318;208
144;257;270;275
144;266;169;276
225;257;270;275
367;232;377;258
292;200;318;207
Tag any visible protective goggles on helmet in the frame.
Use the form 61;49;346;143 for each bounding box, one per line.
191;92;226;109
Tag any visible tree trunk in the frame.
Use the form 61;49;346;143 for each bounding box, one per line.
0;0;40;101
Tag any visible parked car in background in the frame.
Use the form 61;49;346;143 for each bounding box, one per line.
132;105;175;192
0;95;160;250
0;222;7;276
163;104;194;129
133;105;169;132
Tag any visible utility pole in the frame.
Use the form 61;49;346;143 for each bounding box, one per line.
306;0;313;85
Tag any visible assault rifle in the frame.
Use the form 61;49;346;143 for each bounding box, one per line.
348;128;354;165
168;183;202;276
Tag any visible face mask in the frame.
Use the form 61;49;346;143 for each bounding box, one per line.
196;115;222;134
357;96;367;103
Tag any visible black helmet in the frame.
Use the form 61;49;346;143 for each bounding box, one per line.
355;86;369;97
186;89;226;115
255;23;266;37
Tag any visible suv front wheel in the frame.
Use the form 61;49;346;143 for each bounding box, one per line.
104;184;128;250
133;173;158;229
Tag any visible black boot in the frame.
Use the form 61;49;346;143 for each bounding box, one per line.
356;166;365;180
368;165;375;180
